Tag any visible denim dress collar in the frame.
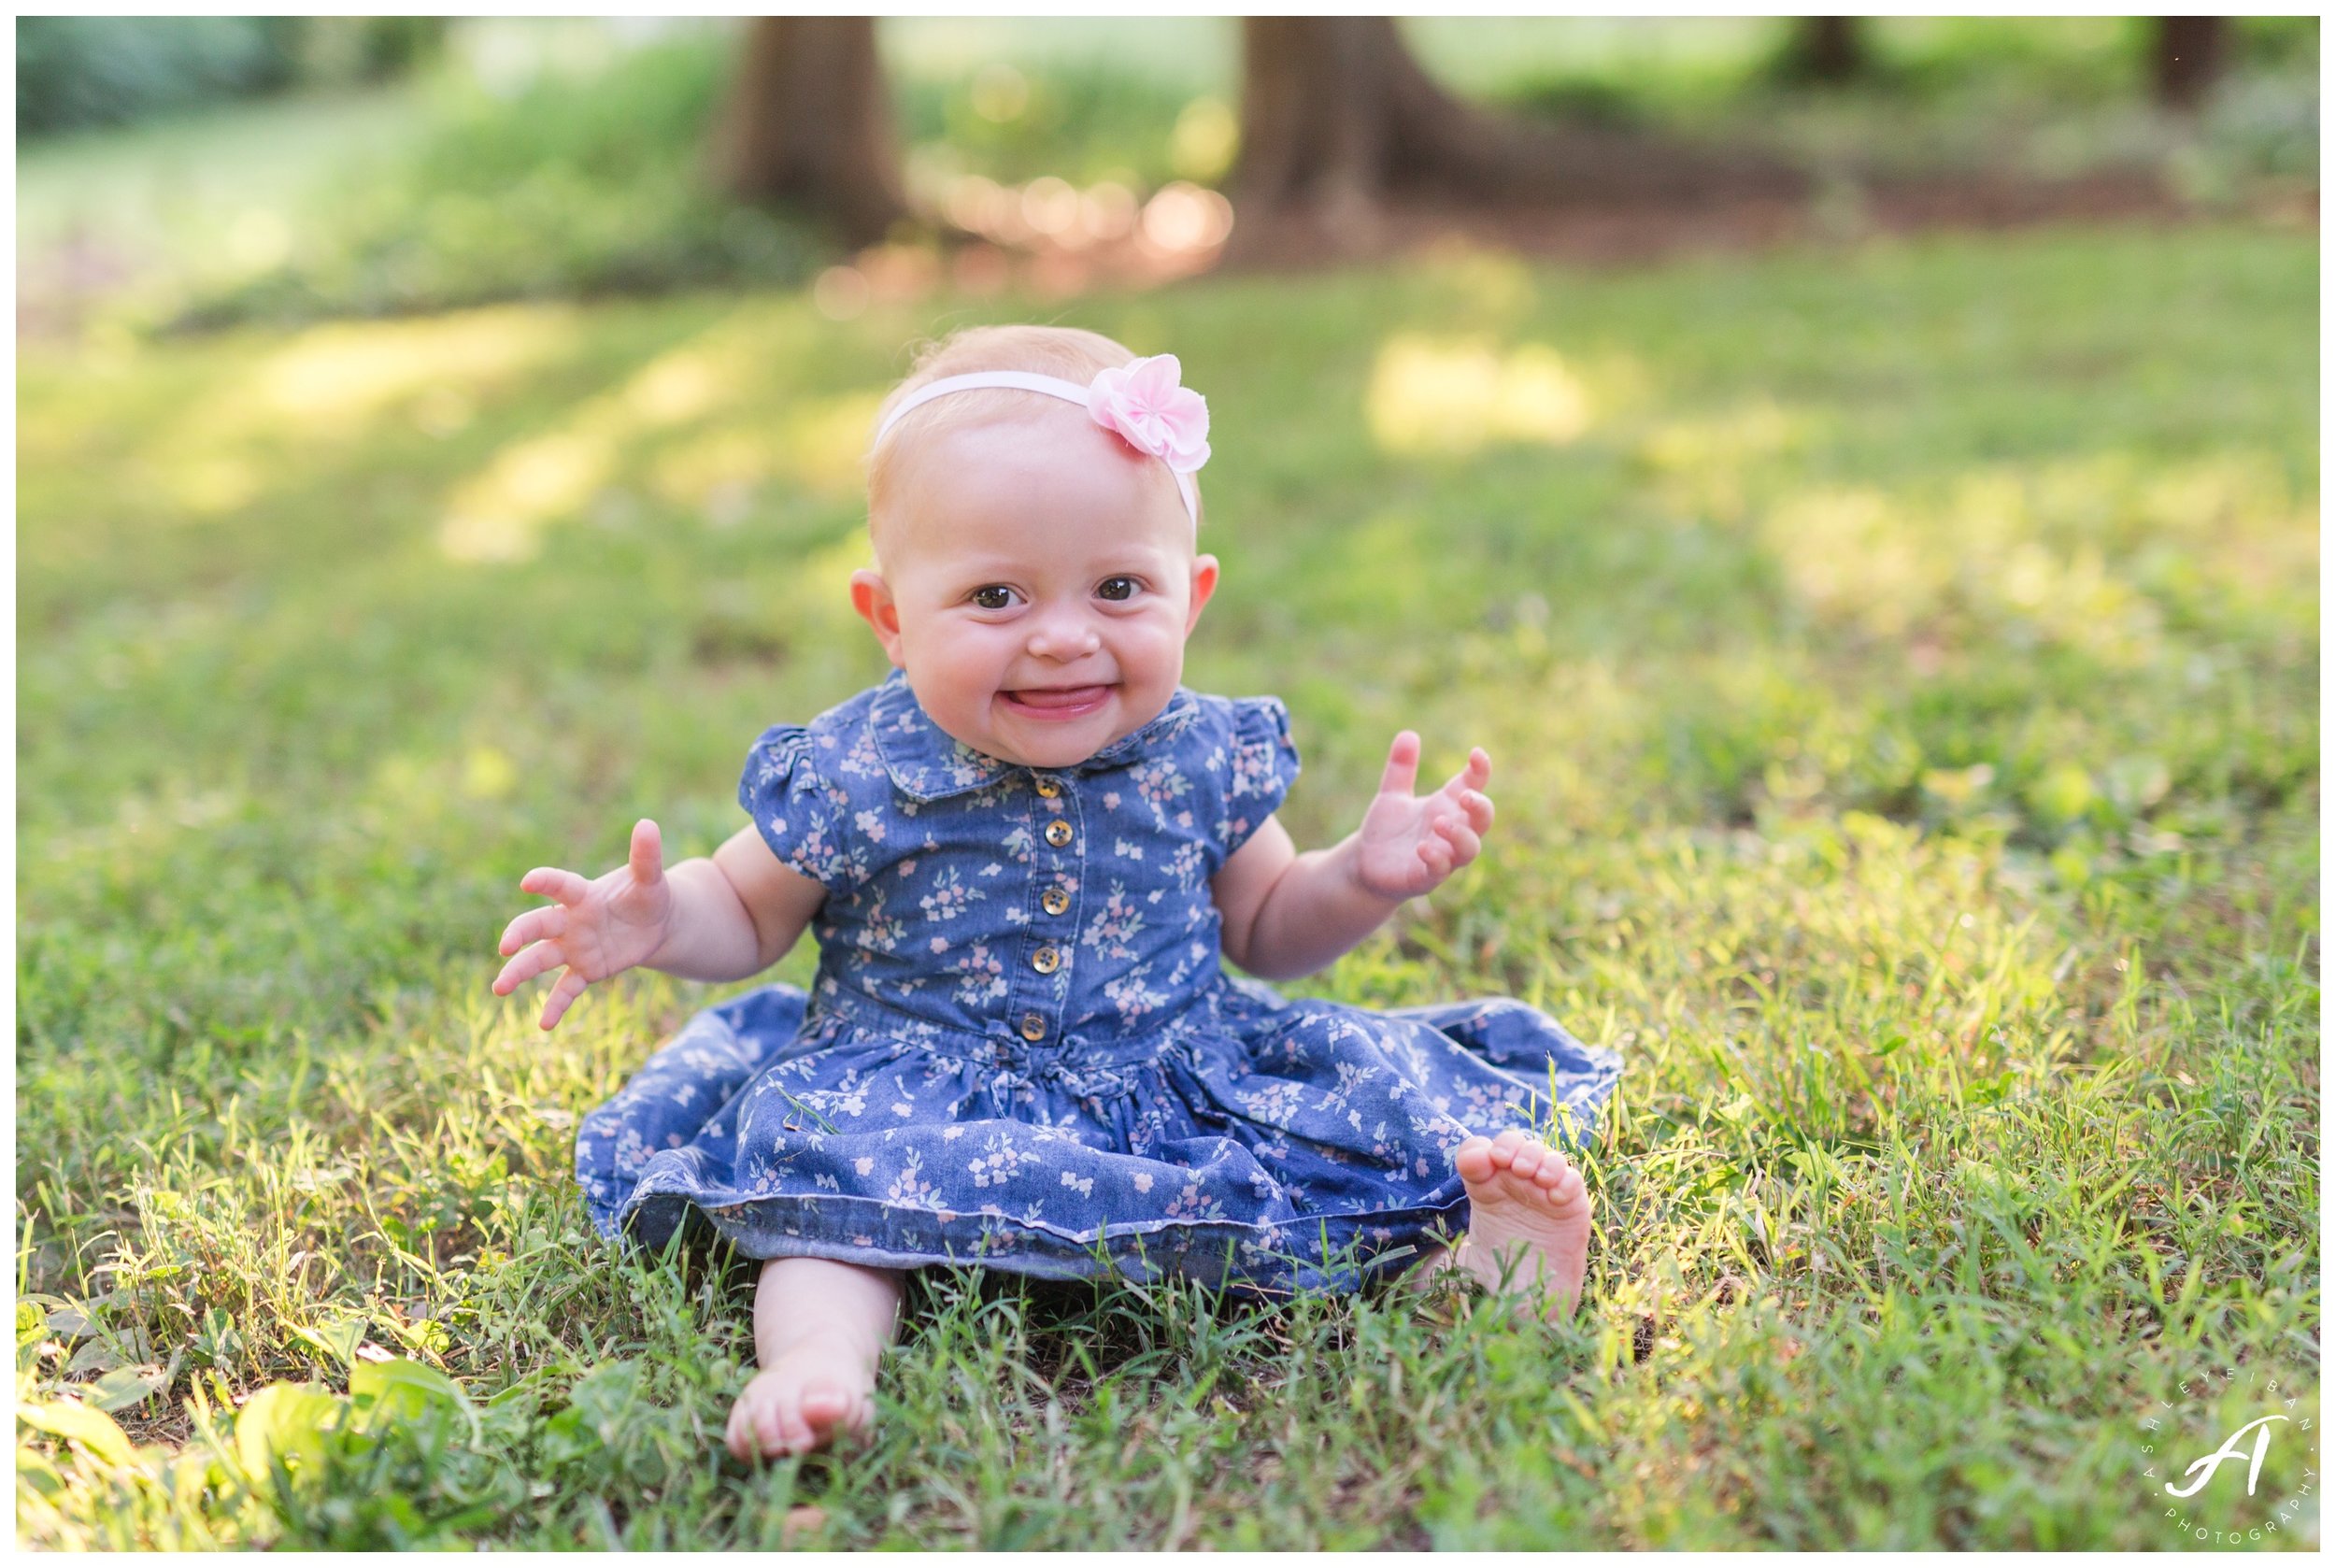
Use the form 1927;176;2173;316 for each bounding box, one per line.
868;667;1203;803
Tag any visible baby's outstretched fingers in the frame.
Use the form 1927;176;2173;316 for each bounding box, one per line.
1460;789;1496;833
1434;817;1482;866
520;865;591;905
1377;731;1422;799
1417;833;1453;877
628;819;665;885
492;939;566;997
498;904;566;958
1438;747;1492;802
539;969;590;1032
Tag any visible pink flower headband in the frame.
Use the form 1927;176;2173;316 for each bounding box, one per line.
870;354;1210;525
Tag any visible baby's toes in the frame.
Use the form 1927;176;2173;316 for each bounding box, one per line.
1454;1135;1497;1184
725;1401;750;1461
1487;1128;1530;1165
1507;1141;1545;1180
801;1382;857;1442
727;1394;769;1461
753;1401;787;1457
748;1384;810;1458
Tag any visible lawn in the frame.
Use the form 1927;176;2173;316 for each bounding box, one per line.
16;221;2319;1548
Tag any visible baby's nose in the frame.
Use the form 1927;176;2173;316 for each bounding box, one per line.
1027;618;1101;659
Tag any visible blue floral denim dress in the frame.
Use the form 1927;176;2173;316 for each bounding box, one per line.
577;670;1623;1291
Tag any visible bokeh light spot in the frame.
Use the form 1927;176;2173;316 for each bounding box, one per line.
1366;335;1591;456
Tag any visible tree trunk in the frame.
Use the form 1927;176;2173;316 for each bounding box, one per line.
1231;18;1800;249
714;17;906;248
2153;17;2229;111
1785;18;1866;84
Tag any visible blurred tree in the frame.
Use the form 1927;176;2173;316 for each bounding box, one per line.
17;16;297;135
2154;17;2228;110
1781;18;1866;83
1229;18;1796;249
16;17;442;136
296;17;446;87
716;17;906;248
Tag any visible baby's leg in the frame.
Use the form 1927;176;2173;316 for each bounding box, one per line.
725;1256;904;1461
1412;1129;1592;1319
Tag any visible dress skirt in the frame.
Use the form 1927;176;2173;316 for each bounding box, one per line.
576;977;1623;1293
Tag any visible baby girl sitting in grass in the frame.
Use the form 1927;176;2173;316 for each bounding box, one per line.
492;325;1622;1461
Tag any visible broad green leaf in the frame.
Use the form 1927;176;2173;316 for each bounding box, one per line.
17;1397;139;1467
85;1362;169;1413
17;1442;66;1497
42;1303;94;1340
64;1338;122;1376
232;1382;345;1487
350;1356;477;1441
289;1318;368;1368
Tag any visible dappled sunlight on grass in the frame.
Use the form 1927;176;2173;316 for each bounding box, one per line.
1756;449;2316;665
435;301;890;562
440;429;615;563
435;326;759;563
247;309;576;436
782;388;891;494
356;741;532;837
1365;333;1593;457
155;306;578;520
648;388;889;512
1637;398;1816;521
1396;240;1541;330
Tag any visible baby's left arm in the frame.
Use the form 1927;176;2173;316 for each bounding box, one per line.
1212;731;1494;981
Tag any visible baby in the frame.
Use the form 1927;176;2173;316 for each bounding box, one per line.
493;326;1622;1461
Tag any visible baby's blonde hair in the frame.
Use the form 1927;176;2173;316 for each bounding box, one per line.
864;324;1200;552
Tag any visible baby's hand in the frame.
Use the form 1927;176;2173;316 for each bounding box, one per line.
492;819;675;1031
1349;732;1495;903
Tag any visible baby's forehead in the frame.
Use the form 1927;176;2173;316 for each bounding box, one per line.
874;403;1189;559
917;398;1094;457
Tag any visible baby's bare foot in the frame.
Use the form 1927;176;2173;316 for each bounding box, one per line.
1450;1128;1592;1318
724;1334;877;1461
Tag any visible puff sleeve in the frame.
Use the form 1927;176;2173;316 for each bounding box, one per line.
1219;695;1302;857
737;724;857;892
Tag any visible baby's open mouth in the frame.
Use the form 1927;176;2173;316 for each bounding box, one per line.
1002;684;1114;717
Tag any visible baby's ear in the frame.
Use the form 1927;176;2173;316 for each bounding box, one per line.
1185;553;1220;634
849;568;907;666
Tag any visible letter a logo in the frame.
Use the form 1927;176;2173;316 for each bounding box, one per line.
2164;1415;2287;1499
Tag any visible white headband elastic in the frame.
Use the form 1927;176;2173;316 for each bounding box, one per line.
870;355;1211;526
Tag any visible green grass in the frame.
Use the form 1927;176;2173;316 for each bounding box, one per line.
16;222;2319;1547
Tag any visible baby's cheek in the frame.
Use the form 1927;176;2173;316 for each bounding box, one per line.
1125;610;1193;675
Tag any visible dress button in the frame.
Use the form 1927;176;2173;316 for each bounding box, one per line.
1034;776;1061;799
1044;820;1074;848
1033;945;1061;975
1019;1011;1047;1042
1041;887;1071;916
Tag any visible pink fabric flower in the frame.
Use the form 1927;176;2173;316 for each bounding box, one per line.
1087;354;1210;474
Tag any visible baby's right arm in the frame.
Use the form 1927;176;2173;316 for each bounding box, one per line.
491;819;826;1031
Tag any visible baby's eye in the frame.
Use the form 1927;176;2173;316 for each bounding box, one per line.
1097;577;1140;603
971;585;1018;610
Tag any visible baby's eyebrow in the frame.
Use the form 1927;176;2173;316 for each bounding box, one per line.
938;552;1169;579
